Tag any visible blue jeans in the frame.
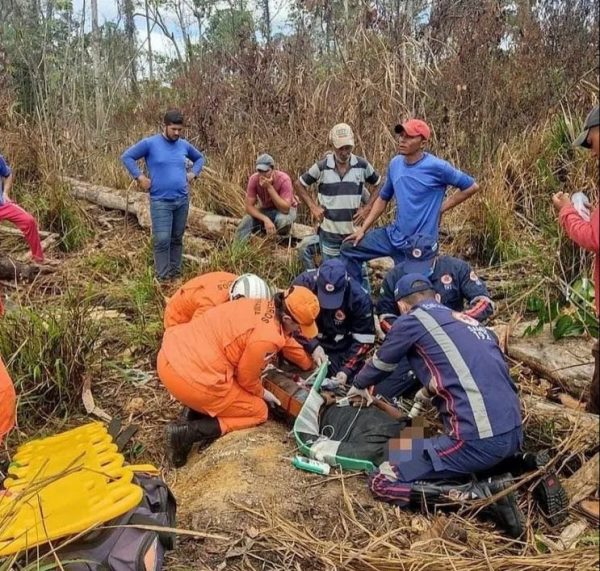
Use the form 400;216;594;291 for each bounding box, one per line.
150;197;190;280
340;227;408;283
235;207;297;241
297;233;371;292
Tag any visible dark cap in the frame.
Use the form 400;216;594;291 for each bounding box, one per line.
573;106;599;148
401;234;438;275
256;153;275;172
394;274;434;302
316;259;348;310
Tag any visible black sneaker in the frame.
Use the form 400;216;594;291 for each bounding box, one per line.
485;475;525;539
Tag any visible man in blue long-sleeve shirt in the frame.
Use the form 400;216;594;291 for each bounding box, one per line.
121;109;205;280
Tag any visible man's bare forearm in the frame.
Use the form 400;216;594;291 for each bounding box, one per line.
294;181;318;211
3;173;13;198
360;197;388;231
266;185;290;214
441;183;480;214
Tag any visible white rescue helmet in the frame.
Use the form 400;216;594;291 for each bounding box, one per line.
229;274;272;300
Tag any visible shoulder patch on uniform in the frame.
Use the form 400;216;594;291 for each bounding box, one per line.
412;248;422;258
470;271;481;283
335;309;346;321
441;274;453;285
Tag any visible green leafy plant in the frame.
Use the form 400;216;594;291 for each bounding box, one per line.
524;278;598;340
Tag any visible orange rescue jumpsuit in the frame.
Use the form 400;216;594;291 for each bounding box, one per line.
0;356;16;445
163;271;237;328
158;298;313;434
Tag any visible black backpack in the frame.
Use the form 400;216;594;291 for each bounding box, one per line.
55;472;176;571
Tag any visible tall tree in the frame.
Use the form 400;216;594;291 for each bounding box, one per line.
90;0;104;129
122;0;139;96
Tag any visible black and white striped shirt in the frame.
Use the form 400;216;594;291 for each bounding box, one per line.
299;154;380;251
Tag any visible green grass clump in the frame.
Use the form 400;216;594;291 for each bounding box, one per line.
0;292;102;428
202;238;302;289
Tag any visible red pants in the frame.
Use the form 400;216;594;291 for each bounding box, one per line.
0;202;44;262
157;351;268;434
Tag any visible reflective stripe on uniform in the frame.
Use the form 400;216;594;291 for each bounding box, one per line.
412;308;494;439
352;333;375;344
372;352;397;372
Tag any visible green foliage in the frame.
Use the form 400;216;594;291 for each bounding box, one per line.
21;182;92;252
523;277;598;340
206;6;256;51
0;293;102;428
203;238;301;290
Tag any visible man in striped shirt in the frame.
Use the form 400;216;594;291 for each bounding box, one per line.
295;124;381;263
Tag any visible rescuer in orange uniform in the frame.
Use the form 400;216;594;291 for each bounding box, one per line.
0;356;16;448
163;271;272;328
158;286;320;467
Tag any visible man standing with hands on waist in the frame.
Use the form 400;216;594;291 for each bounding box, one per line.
340;119;479;283
122;109;205;281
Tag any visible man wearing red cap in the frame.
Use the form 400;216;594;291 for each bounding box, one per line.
340;119;479;284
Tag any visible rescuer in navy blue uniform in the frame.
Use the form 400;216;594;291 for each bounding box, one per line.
293;259;375;384
375;234;495;402
347;274;524;537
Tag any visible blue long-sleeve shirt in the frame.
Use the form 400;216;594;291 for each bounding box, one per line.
121;134;205;200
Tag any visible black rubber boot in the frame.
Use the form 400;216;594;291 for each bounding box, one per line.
410;474;525;538
165;416;222;468
178;407;204;422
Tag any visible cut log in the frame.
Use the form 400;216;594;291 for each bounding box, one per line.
521;395;599;450
62;177;314;240
564;453;599;506
507;322;595;398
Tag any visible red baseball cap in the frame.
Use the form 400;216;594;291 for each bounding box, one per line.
394;119;431;140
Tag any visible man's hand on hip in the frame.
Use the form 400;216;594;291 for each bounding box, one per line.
137;175;152;191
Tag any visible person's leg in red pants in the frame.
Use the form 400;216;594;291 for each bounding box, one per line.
0;202;44;262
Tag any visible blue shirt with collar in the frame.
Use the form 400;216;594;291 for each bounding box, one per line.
379;153;474;247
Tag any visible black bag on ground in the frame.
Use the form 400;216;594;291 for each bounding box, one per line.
56;473;176;571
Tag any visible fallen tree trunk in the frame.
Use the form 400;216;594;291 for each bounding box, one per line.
0;258;46;281
564;453;599;506
507;323;595;398
521;395;599;451
63;177;314;240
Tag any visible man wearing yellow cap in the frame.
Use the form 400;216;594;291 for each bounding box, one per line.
295;123;381;269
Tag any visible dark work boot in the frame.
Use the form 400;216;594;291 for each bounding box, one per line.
165;416;222;468
410;474;524;538
178;407;204;422
484;474;525;539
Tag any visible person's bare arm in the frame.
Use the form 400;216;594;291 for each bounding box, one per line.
440;183;480;215
244;195;275;233
264;181;291;214
344;197;388;245
295;180;323;221
2;172;14;200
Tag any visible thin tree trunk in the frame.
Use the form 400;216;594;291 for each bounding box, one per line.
90;0;104;130
122;0;138;96
145;0;154;80
262;0;271;43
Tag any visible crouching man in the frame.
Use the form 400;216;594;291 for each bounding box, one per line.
293;258;375;384
158;286;319;467
348;274;524;537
